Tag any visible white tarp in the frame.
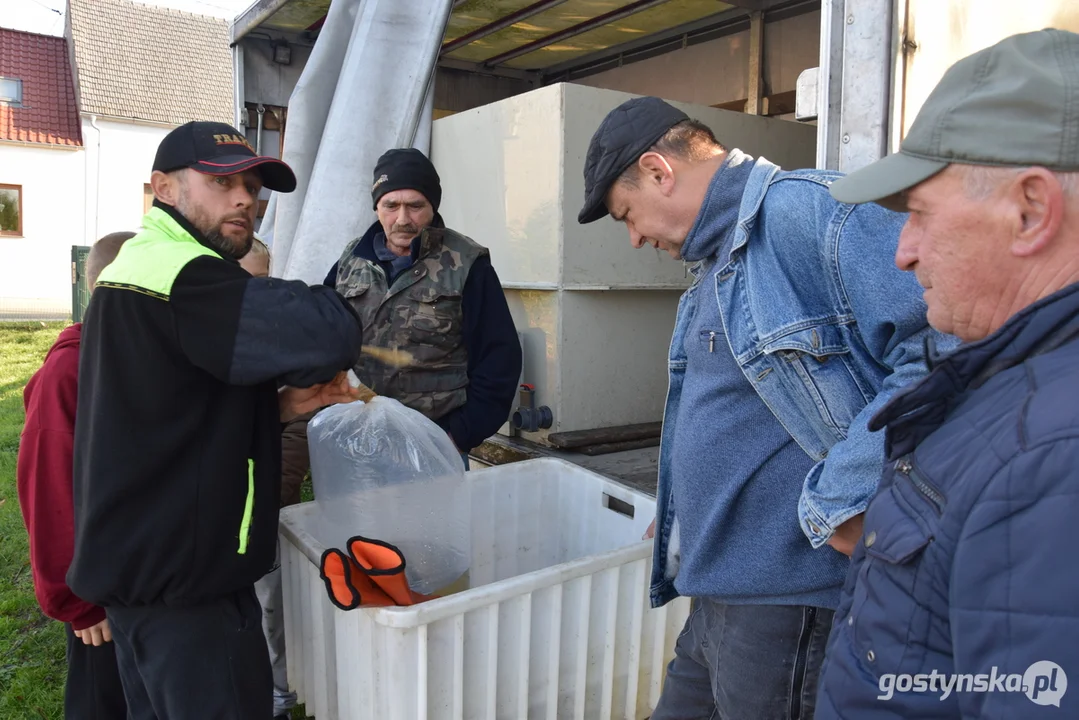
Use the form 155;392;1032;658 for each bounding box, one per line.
263;0;452;284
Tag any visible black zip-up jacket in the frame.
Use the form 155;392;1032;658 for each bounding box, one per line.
67;203;362;607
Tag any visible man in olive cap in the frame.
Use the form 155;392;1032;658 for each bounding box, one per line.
816;28;1079;718
577;90;958;715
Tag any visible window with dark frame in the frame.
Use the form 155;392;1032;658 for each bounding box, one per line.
0;77;23;106
0;184;22;237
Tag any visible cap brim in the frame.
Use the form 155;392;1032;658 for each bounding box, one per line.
829;151;948;211
578;186;610;224
192;155;297;193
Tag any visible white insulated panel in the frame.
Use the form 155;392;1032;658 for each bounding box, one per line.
432;83;818;436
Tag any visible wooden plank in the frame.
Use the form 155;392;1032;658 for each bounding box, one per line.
576;437;660;456
712;97;747;112
474;434;660;496
764;89;797;116
746;10;765;115
712;90;797;117
546;422;662;450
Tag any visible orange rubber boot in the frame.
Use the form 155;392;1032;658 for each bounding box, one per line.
347;536;436;606
318;547;395;609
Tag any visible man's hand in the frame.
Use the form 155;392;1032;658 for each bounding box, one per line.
826;513;865;557
75;618;112;646
643;517;656;540
279;371;363;422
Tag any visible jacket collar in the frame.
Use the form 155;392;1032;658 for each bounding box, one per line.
870;281;1079;458
150;200;234;264
352;212;447;264
680;149;754;263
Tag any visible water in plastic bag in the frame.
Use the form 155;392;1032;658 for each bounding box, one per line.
307;397;470;598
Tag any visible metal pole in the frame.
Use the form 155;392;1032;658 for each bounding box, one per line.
256;104;265;155
233;44;245;129
837;0;895;172
815;0;844;169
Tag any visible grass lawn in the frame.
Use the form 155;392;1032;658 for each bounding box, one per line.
0;321;70;718
0;322;312;719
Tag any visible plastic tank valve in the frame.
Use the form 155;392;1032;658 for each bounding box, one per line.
511;384;553;432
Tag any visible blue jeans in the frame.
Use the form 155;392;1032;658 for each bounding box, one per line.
254;540;297;717
651;599;834;720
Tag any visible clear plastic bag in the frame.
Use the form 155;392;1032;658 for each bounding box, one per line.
307;397;470;597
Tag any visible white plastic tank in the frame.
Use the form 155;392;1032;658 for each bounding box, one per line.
432;83;818;442
306;397;470;597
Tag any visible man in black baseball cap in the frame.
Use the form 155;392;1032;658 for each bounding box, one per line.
153;120;297;192
68;119;363;719
577;96;956;719
149;120;296;261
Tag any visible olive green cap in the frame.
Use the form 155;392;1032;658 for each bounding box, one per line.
830;28;1079;211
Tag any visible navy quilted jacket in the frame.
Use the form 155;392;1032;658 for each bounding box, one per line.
817;281;1079;719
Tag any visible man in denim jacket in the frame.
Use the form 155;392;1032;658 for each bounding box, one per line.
577;98;959;718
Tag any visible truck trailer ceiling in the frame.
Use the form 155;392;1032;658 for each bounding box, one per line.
232;0;815;78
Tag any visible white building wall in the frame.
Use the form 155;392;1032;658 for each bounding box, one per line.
0;116;175;318
83;116;173;243
0;141;84;317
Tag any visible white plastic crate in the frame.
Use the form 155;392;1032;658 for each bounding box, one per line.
279;457;691;720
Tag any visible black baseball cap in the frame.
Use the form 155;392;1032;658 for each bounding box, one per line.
578;96;689;224
152;121;297;193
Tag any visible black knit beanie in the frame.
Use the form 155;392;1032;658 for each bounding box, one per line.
371;148;442;212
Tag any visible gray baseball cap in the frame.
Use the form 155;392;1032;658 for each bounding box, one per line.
830;28;1079;210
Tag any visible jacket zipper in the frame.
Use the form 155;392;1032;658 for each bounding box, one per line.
654;274;705;584
895;457;944;515
789;606;817;720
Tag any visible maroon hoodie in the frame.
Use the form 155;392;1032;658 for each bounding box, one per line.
16;323;104;630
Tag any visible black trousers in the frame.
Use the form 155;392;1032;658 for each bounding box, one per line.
105;587;273;720
64;623;127;719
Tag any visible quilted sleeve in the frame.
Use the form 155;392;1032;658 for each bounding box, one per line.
951;436;1079;718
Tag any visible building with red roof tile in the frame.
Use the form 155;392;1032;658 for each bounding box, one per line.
0;0;232;319
0;28;82;147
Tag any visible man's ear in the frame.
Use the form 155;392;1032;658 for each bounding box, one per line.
150;169;180;207
1011;167;1064;258
637;151;675;195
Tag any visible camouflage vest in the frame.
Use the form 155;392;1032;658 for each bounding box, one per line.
334;226;488;421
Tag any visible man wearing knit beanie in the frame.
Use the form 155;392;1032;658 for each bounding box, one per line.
320;147;522;466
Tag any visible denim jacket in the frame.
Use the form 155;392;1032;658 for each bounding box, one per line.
650;155;960;608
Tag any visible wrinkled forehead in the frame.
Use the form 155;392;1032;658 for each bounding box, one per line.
378;188;431;207
604;181;633;220
904;164;965;208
